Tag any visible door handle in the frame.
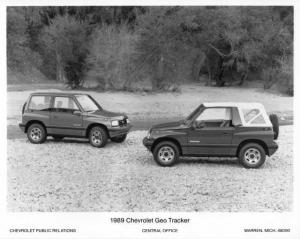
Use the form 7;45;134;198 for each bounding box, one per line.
223;132;230;135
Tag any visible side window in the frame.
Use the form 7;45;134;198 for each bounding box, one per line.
28;96;51;111
242;108;266;125
196;108;231;121
196;108;232;127
53;97;79;113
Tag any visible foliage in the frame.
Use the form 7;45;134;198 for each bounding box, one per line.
7;6;293;95
85;24;137;90
40;15;89;88
7;7;42;73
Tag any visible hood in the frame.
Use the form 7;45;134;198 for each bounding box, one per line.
151;120;184;131
87;109;125;118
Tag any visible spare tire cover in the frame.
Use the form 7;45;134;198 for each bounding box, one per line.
269;114;279;140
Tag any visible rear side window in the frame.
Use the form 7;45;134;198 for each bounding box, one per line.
28;96;51;111
242;108;266;125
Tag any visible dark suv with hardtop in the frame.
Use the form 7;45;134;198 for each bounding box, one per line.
143;102;279;168
19;92;131;147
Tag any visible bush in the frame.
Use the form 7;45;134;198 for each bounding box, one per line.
40;15;89;88
262;56;293;95
84;24;137;90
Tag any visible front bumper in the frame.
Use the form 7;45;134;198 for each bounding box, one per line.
268;141;279;156
19;123;25;132
108;123;132;138
143;137;155;151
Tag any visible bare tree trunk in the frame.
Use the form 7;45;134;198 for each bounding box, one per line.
153;55;164;90
206;59;211;86
56;52;65;82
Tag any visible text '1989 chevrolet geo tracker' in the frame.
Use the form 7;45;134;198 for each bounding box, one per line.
19;92;131;148
143;102;279;168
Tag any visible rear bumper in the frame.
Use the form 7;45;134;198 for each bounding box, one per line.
108;124;132;138
19;123;25;132
143;137;154;151
268;141;279;156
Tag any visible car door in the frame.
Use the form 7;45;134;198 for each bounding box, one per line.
187;107;234;156
50;96;83;136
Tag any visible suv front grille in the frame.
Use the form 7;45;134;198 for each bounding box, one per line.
118;118;127;127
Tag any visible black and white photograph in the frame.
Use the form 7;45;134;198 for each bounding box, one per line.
1;1;299;239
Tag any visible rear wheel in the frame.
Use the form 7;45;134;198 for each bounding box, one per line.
269;114;279;140
111;134;127;143
89;126;108;148
153;141;179;167
238;143;266;168
27;123;47;144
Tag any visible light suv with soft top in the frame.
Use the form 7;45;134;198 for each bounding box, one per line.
143;102;279;168
19;92;131;147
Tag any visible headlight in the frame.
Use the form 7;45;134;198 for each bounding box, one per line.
126;118;130;124
111;120;119;127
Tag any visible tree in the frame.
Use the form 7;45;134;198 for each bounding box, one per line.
134;7;186;90
7;7;42;73
40;15;89;88
85;24;137;90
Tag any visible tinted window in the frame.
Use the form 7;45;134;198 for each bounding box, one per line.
28;96;51;111
53;97;79;113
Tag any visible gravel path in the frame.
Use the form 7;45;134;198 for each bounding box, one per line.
7;126;293;212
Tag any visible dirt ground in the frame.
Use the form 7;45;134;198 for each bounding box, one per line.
7;125;293;212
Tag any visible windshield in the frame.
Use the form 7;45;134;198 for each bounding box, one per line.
75;95;101;112
184;104;204;124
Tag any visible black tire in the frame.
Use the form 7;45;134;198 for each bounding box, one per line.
238;143;266;169
88;126;108;148
153;141;179;167
111;134;127;143
52;136;64;141
27;123;47;144
269;114;279;140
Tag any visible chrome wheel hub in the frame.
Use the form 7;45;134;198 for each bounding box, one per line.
30;128;42;141
158;146;175;162
244;148;261;164
92;131;102;145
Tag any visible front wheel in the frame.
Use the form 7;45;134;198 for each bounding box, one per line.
238;143;266;168
153;141;179;167
111;134;127;143
27;123;47;144
89;126;108;148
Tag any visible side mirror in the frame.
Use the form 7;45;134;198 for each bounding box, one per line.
73;110;82;116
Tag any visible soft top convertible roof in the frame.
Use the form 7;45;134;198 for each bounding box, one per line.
203;102;264;109
202;102;271;127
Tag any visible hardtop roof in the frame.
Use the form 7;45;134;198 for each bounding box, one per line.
30;92;89;96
